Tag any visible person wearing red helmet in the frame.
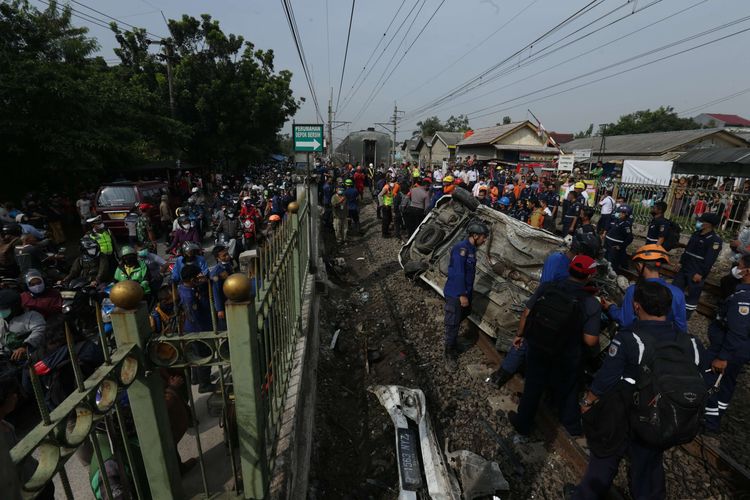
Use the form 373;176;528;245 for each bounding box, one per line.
509;254;601;442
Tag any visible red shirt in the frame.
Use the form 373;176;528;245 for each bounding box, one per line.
22;289;63;319
353;172;366;191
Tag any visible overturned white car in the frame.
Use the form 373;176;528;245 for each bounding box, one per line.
399;187;623;347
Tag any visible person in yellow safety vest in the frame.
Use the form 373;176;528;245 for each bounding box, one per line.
86;216;118;271
412;165;420;185
378;178;400;238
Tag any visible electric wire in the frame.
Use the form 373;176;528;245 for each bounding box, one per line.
406;0;608;119
677;87;750;116
280;0;324;122
404;0;704;123
352;0;447;125
335;0;357;113
337;0;422;114
466;22;750;121
68;0;165;40
337;0;408;113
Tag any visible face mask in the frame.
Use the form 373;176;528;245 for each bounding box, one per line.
695;221;704;231
0;309;10;320
29;283;45;295
138;249;149;258
732;266;744;279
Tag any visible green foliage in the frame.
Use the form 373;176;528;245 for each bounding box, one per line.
502;115;512;125
414;114;470;138
575;123;594;139
604;106;699;135
0;1;298;197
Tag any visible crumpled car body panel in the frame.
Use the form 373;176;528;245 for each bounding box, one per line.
399;191;622;343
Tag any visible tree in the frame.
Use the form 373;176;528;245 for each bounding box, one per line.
604;106;698;135
0;0;185;196
113;14;299;168
574;123;594;139
415;116;443;138
502;115;512;125
445;114;470;132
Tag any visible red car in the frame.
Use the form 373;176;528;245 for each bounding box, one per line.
94;181;168;236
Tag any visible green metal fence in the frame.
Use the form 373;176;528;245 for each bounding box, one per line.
2;193;315;500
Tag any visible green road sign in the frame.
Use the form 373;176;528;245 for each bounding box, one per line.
293;124;324;152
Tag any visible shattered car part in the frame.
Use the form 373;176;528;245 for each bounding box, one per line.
445;448;510;500
369;385;461;500
399;190;625;343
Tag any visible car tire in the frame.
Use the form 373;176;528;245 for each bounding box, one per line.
451;186;479;212
414;225;446;253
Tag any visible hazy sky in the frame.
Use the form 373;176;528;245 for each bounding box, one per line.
39;0;750;143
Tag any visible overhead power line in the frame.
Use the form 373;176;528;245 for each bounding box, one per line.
68;0;165;39
466;20;750;120
280;0;324;122
338;0;422;114
406;0;700;122
677;87;750;116
335;0;357;113
337;0;408;112
351;0;447;125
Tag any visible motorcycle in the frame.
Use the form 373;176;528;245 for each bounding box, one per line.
58;278;101;339
239;215;256;251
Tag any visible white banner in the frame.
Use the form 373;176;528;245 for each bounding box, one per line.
573;149;592;161
622;160;673;186
557;154;575;172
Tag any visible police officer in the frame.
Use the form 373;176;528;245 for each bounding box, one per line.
645;201;670;246
703;253;750;433
570;281;701;500
673;212;722;319
603;204;633;274
562;191;583;235
508;255;601;441
443;221;489;370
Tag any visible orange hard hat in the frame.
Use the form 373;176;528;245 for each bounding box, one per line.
269;214;281;222
632;244;670;265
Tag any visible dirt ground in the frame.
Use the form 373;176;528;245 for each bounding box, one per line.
309;194;746;500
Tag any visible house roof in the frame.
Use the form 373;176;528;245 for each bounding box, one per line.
674;147;750;176
494;144;560;154
560;128;749;155
431;131;465;147
549;132;574;144
704;113;750;127
457;121;537;146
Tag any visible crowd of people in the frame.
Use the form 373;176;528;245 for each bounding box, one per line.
0;165;301;498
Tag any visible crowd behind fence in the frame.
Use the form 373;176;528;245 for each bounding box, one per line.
3;192;315;499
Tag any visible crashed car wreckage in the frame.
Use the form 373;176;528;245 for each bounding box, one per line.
399;187;625;351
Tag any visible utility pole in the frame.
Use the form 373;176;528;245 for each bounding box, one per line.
376;102;404;166
327;89;334;161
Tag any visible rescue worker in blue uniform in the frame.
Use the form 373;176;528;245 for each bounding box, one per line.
645;201;670;246
443;221;489;370
673;213;722;319
562;191;583;236
569;281;702;500
508;254;601;441
604;244;687;333
603;204;633;274
488;231;601;389
703;253;750;433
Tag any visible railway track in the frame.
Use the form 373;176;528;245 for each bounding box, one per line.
475;330;750;498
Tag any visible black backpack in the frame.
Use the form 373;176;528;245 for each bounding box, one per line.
629;330;706;449
662;219;681;251
524;283;585;355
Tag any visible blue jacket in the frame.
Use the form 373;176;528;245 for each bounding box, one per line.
608;277;687;332
540;252;570;284
680;230;722;277
344;187;359;210
646;216;670;245
604;218;633;248
209;261;234;313
172;255;209;283
178;282;212;333
711;284;750;361
591;320;701;397
443;239;477;299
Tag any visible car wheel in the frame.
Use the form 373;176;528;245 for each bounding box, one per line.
451;186;479;212
414;224;446;253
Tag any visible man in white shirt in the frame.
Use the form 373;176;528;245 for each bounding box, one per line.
597;189;615;234
433;168;444;183
467;168;478;187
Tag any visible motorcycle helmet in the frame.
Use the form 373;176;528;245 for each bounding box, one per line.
344;179;353;186
177;215;190;228
570;230;600;258
2;223;22;238
181;241;200;257
269;214;281;222
24;268;45;295
120;246;138;266
80;238;100;260
616;204;632;216
499;196;511;207
632;244;670;266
